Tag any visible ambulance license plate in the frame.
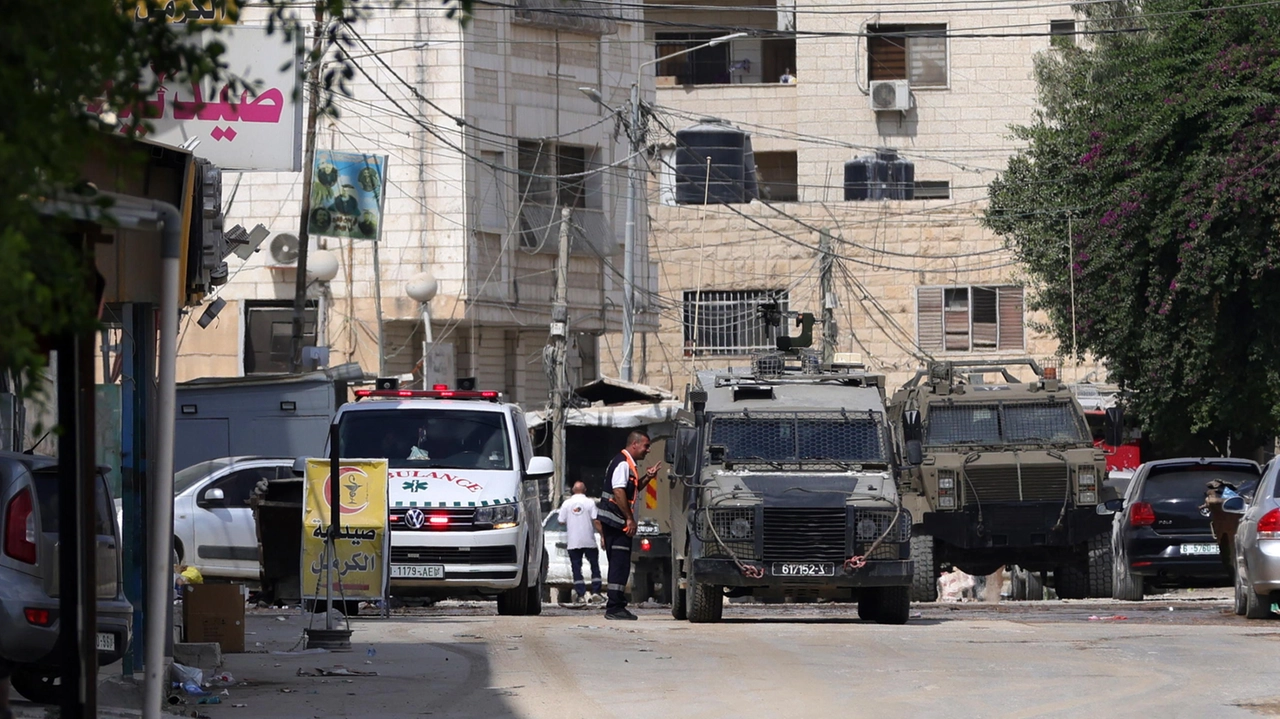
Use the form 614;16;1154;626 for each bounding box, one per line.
1180;543;1219;556
96;633;115;652
771;562;835;577
391;564;445;579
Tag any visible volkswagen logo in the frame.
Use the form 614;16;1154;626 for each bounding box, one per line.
403;508;427;529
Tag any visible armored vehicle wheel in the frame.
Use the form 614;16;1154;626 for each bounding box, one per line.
1054;563;1089;599
670;557;688;620
1112;557;1144;601
874;586;911;625
498;555;533;615
1086;533;1113;598
857;591;878;621
909;534;939;602
632;569;652;604
687;580;723;623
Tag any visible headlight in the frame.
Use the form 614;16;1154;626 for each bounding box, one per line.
856;518;879;541
729;517;752;539
938;495;957;509
1077;491;1098;505
475;503;518;527
1077;466;1097;487
938;476;955;490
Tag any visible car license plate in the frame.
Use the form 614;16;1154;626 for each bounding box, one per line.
96;633;115;652
1181;543;1219;556
771;562;835;577
390;564;445;579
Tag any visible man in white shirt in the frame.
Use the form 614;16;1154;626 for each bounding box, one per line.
558;482;603;603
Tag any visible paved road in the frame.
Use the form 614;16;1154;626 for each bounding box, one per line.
14;592;1277;718
140;590;1277;719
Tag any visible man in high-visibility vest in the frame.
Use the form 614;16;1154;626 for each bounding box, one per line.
596;430;661;620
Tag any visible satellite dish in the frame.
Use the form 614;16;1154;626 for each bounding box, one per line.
269;233;300;264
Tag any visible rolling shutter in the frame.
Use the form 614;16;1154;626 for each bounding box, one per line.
916;286;943;351
997;286;1025;350
972;287;998;348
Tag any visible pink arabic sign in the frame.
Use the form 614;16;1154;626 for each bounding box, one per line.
140;25;302;171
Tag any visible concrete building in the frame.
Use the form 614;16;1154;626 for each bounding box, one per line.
178;2;657;407
629;0;1102;390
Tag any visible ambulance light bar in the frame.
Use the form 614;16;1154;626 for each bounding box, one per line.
353;388;500;401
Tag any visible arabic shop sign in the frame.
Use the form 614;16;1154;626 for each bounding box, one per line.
302;459;389;600
131;25;302;171
309;151;389;241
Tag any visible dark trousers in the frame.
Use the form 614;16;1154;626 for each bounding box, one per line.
602;524;633;613
567;547;602;598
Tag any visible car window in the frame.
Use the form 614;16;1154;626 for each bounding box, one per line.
1141;468;1259;502
512;412;534;471
174;459;231;495
338;409;513;470
31;469;114;536
203;467;270;507
545;513;566;532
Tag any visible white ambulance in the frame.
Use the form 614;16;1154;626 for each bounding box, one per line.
327;386;552;615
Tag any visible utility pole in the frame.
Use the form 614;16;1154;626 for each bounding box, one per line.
819;230;837;365
619;83;640;382
289;1;325;373
550;207;572;506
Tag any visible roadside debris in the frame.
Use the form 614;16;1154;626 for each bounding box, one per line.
1088;615;1129;621
297;666;380;677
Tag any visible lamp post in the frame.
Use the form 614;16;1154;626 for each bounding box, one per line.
307;249;340;359
406;271;438;388
580;31;745;382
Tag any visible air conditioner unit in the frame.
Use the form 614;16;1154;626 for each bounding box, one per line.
870;80;912;112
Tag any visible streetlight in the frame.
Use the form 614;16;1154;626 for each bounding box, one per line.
580;31;746;382
406;271;438;389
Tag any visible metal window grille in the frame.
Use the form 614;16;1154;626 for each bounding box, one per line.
1002;402;1088;443
708;411;889;465
925;401;1086;446
683;290;787;355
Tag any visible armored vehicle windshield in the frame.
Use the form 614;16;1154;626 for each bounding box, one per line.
925;401;1087;447
709;410;889;465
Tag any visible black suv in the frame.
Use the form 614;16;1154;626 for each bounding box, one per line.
1100;457;1261;600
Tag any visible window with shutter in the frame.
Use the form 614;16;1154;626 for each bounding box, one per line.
868;24;948;88
916;286;943;351
917;285;1024;353
477;151;506;232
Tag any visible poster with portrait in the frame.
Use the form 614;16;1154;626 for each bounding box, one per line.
301;458;389;601
308;151;389;241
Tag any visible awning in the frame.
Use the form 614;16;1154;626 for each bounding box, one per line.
526;400;684;429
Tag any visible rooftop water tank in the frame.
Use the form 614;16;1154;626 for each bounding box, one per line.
844;148;914;201
675;118;759;205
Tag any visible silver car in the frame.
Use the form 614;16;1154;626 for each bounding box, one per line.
0;452;133;703
1231;459;1280;619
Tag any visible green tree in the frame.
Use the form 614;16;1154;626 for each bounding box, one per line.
986;1;1280;453
0;0;468;393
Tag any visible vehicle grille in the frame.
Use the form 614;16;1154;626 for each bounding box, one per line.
389;507;478;532
962;464;1068;504
696;507;756;560
763;508;847;562
389;546;517;564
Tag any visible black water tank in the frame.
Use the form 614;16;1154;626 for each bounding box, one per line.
887;156;915;200
675;119;759;204
844;157;888;200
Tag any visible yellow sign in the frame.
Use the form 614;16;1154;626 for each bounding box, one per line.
302;459;388;601
133;0;238;25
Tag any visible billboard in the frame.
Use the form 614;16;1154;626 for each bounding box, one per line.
301;459;389;601
308;151;389;241
117;25;302;171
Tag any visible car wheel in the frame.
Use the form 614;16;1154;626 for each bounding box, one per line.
909;534;938;602
874;586;911;625
631;568;652;605
1112;556;1144;601
1234;563;1249;616
526;554;544;617
670;555;688;620
497;554;532;616
11;666;62;705
1243;564;1274;619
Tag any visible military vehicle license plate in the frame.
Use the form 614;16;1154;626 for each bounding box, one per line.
391;564;445;579
96;633;115;652
1180;543;1219;555
771;562;835;577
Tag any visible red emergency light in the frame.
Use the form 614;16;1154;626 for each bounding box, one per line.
428;515;450;527
354;389;500;402
640;538;652;552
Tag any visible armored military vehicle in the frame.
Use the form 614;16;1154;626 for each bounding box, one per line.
667;353;914;624
888;360;1114;600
